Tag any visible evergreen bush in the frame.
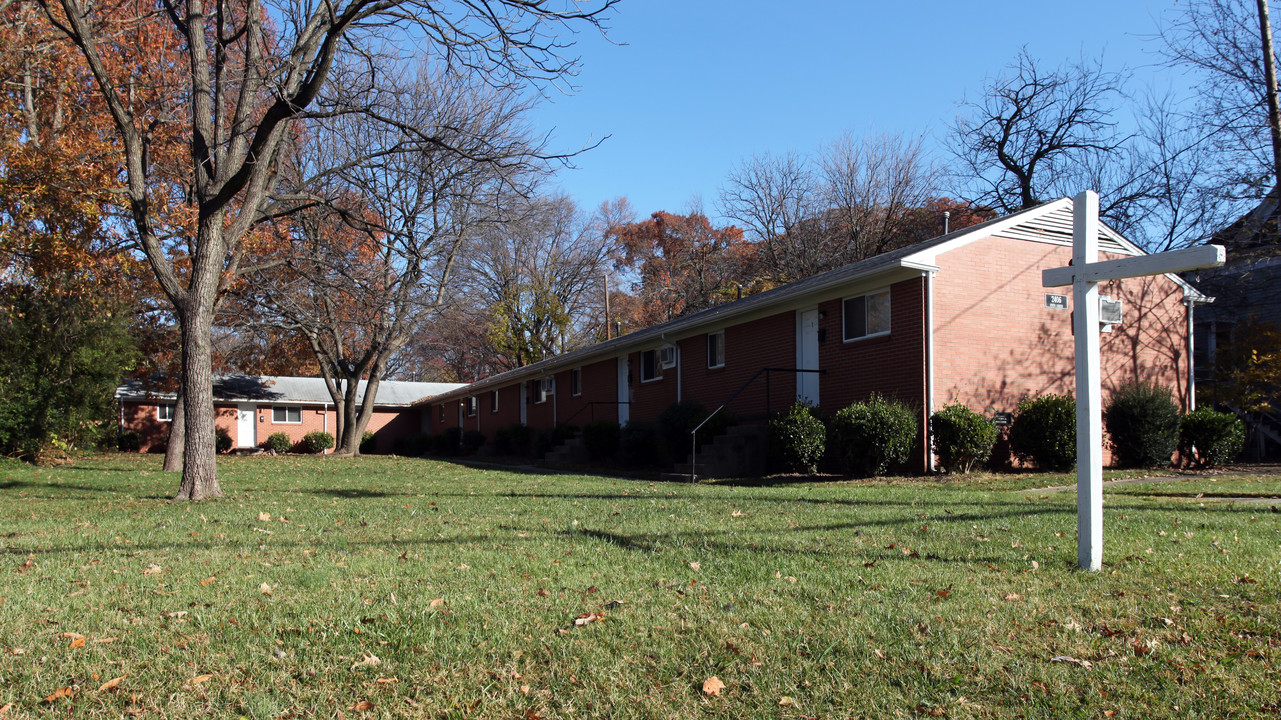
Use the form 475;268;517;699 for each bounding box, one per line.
493;424;535;457
391;433;431;456
359;431;376;454
768;402;826;474
264;432;292;454
433;427;463;456
117;431;142;453
302;431;334;454
215;428;233;454
1009;394;1076;471
1104;382;1179;468
1179;408;1245;468
931;404;997;473
829;394;918;476
582;420;621;461
619;421;664;468
461;430;487;455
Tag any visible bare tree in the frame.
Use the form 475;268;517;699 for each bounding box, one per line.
949;48;1131;214
34;0;615;498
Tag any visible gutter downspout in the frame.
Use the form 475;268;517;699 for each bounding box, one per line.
925;271;937;473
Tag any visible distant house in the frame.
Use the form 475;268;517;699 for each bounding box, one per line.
418;197;1206;473
116;376;465;453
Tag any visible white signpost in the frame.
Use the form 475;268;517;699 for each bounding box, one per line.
1043;191;1225;571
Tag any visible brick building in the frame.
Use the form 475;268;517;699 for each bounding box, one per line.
419;197;1207;472
116;376;463;453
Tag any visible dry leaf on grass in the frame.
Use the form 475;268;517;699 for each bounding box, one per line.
701;676;725;697
142;565;163;576
98;676;125;692
68;636;85;649
192;674;213;685
1003;593;1022;601
778;696;796;707
573;611;604;626
350;652;381;670
375;677;397;684
688;562;700;570
429;598;445;608
1051;655;1093;669
200;576;216;586
259;582;273;596
349;700;374;712
43;687;74;703
258;511;271;522
0;702;11;716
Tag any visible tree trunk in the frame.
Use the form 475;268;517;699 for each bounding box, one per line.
173;223;224;500
162;390;184;471
1257;0;1281;189
336;379;362;455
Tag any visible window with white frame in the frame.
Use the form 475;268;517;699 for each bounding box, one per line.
157;403;175;422
707;331;725;369
640;349;662;382
534;377;553;404
843;288;891;341
272;406;302;424
465;396;477;417
570;368;582;396
490;390;499;413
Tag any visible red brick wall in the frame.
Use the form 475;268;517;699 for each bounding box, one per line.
121;402;174;452
554;358;621;426
626;349;679;422
932;236;1191;416
678;311;797;422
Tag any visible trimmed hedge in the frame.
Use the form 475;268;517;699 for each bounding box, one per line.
582;420;620;461
829;394;917;476
359;431;377;454
302;431;334;454
931;404;997;474
1179;408;1245;468
461;430;486;455
391;433;431;457
215;428;233;454
433;427;464;456
1010;394;1076;471
769;402;826;474
1104;382;1179;468
117;431;142;453
265;431;293;454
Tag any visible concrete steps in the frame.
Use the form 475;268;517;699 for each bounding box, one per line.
669;424;768;480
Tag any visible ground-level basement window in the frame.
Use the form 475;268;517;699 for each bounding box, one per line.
707;331;725;369
273;406;302;424
640;349;662;382
157;404;175;422
843;288;891;341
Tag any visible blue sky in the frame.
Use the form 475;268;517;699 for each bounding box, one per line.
531;0;1184;222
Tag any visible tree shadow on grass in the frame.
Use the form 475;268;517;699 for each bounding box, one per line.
306;488;396;499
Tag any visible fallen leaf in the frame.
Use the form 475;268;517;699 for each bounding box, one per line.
573;611;604;626
1237;574;1257;584
873;648;886;660
350;700;374;711
259;582;273;596
375;677;398;684
351;652;381;670
689;561;700;571
43;687;74;703
98;676;126;692
142;565;163;575
731;510;745;517
536;588;550;597
1004;593;1022;601
259;511;271;522
192;674;213;685
17;560;35;573
936;584;952;599
701;676;725;697
200;576;216;586
778;696;796;707
69;636;85;649
0;702;11;716
429;598;445;608
1050;655;1093;669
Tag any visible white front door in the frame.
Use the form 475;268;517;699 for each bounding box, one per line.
617;356;630;426
796;309;820;406
237;404;256;448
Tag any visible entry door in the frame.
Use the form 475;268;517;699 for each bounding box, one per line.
236;404;256;448
616;356;630;426
796;309;820;406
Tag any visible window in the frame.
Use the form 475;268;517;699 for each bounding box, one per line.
843;289;891;341
490;390;500;413
640;349;662;382
439;405;446;423
570;368;582;396
465;396;477;417
707;331;725;369
272;406;302;424
157;404;175;422
534;377;553;404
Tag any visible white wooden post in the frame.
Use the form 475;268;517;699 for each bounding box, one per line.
1044;191;1225;571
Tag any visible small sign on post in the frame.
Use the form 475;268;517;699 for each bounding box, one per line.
1043;191;1224;571
1045;293;1068;310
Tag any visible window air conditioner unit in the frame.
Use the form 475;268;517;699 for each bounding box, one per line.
1099;296;1123;326
659;345;677;369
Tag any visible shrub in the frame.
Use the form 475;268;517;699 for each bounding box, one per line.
117;430;142;453
829;394;918;476
301;431;334;454
1009;394;1076;471
1179;408;1245;468
493;424;535;457
769;402;826;474
931;404;997;474
432;427;464;456
215;428;233;454
543;423;580;456
582;420;621;461
461;430;487;455
265;431;293;454
391;433;431;457
359;431;377;454
619;421;664;468
1104;382;1179;468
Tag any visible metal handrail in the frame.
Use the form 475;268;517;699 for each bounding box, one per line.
562;400;631;426
687;367;825;482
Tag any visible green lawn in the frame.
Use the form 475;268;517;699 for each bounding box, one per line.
1;455;1277;719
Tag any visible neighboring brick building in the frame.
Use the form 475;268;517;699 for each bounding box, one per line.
116;376;463;453
419;197;1206;472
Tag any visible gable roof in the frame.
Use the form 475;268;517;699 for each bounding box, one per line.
117;376;465;406
420;198;1207;406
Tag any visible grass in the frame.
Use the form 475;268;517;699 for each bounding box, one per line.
0;454;1278;719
